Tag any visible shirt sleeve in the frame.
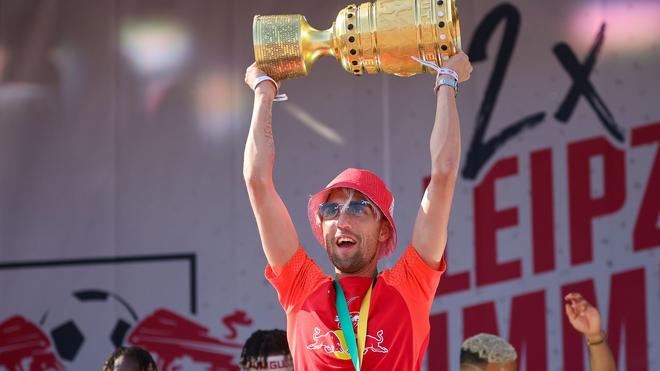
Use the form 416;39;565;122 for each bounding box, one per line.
265;247;330;313
382;244;446;310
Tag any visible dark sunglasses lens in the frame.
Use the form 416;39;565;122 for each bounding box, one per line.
347;201;367;216
319;203;339;218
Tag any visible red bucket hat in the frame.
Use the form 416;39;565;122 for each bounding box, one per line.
307;168;397;259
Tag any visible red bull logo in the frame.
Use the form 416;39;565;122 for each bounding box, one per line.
222;310;252;340
306;324;389;359
128;309;247;371
1;307;253;370
363;330;388;353
306;328;345;354
0;316;64;371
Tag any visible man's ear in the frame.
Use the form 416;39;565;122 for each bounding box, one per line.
378;221;391;242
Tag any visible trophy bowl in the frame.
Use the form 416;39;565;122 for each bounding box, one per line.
253;0;461;81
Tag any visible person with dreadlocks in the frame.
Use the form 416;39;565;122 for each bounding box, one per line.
239;329;293;371
243;49;472;370
102;346;157;371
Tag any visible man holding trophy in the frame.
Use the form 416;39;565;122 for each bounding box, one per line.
243;1;471;369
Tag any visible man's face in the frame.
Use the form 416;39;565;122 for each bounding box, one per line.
485;361;517;371
321;189;389;274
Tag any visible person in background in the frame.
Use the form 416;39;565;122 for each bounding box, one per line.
102;346;157;371
460;333;517;371
564;292;617;371
239;329;293;371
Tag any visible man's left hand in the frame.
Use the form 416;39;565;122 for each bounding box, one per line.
444;51;473;83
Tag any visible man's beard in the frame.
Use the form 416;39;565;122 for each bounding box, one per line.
326;239;377;274
329;248;365;273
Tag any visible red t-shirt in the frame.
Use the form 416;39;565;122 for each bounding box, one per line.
265;245;445;370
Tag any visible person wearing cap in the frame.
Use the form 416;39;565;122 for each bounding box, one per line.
460;333;518;371
243;51;472;370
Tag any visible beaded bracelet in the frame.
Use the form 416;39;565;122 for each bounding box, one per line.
585;331;608;346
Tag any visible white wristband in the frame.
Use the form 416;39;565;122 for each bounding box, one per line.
251;75;288;102
411;56;460;96
410;56;459;80
436;68;459;81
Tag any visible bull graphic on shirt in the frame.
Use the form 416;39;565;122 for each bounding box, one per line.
364;330;388;353
306;327;388;358
306;328;345;354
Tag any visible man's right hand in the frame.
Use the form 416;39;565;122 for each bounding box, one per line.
563;294;616;370
564;293;603;341
244;62;278;97
243;62;299;272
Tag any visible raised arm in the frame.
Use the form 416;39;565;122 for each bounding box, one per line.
564;293;617;371
411;52;472;268
243;63;299;271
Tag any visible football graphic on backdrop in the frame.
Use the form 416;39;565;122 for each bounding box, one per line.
40;289;138;366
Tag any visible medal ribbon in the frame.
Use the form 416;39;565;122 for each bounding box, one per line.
334;273;377;371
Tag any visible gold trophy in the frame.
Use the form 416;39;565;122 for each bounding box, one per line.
253;0;460;81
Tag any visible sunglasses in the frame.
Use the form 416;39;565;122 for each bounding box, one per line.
318;200;375;219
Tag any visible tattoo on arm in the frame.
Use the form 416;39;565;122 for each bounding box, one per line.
263;121;273;139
